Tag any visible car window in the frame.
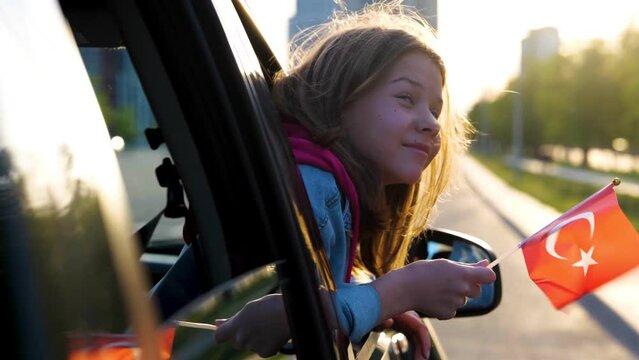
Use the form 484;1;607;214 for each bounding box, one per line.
79;48;185;247
74;44;294;358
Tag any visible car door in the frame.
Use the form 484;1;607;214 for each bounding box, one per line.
60;0;350;358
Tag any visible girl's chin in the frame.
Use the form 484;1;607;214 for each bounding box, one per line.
384;172;423;186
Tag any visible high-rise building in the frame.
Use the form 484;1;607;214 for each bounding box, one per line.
512;27;559;161
289;0;438;41
521;27;560;69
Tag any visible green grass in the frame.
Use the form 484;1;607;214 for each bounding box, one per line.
473;153;639;230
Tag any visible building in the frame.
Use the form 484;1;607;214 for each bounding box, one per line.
511;27;560;161
521;27;560;69
289;0;438;41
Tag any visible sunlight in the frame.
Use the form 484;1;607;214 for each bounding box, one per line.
438;0;639;111
242;0;296;69
241;0;639;112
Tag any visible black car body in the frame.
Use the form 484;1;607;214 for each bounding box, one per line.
0;0;502;358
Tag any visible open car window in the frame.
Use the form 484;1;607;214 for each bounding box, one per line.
79;48;185;247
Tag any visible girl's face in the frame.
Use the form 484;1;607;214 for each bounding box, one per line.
342;50;443;185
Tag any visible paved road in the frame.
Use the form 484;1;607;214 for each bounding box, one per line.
430;156;639;359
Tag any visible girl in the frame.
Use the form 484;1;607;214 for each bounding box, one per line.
216;2;496;358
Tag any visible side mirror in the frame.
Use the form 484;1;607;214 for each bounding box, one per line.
409;227;502;317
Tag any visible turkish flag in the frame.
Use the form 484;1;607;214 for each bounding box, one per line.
521;182;639;309
67;327;176;359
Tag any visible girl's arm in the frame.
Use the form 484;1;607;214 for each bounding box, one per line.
214;258;495;357
215;294;290;358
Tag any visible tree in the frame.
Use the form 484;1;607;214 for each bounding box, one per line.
571;41;622;150
89;75;138;142
613;26;639;152
526;55;574;146
469;86;517;153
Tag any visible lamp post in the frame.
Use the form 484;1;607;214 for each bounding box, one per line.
512;44;524;176
512;79;523;165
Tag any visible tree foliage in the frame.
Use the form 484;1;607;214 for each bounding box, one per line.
87;75;138;142
471;26;639;155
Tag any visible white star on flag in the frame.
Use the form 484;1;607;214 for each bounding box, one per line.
572;246;598;276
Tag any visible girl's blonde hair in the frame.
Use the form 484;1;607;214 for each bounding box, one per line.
273;1;474;276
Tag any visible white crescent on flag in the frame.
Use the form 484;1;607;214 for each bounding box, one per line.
544;212;595;260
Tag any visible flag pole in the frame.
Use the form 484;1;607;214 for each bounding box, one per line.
173;320;218;331
487;177;621;270
487;234;539;269
487;230;541;269
487;242;522;269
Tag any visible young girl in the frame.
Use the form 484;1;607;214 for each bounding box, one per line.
216;2;496;358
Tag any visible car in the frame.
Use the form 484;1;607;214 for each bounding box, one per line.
0;0;502;358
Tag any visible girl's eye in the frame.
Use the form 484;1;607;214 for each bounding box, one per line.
397;95;413;104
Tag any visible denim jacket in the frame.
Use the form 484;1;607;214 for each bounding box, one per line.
299;164;381;342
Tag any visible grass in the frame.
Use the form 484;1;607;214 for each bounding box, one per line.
473;153;639;230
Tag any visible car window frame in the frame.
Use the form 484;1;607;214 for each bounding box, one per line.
69;0;348;358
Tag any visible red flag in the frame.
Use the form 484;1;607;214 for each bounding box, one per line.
67;327;176;359
521;182;639;309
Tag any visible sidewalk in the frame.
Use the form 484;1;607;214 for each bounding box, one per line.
516;158;639;198
463;156;639;334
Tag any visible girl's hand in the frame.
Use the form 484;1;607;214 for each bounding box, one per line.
214;294;290;358
382;311;431;360
373;259;496;322
406;259;495;319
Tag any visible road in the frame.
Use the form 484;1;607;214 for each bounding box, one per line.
430;157;639;359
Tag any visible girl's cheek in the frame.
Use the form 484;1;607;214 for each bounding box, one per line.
434;135;442;151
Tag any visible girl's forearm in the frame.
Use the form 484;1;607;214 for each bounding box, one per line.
370;266;415;322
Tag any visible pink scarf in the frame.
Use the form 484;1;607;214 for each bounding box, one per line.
283;122;359;283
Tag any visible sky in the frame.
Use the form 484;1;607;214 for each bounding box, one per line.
244;0;639;112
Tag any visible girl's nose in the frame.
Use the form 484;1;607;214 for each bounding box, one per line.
418;114;440;136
